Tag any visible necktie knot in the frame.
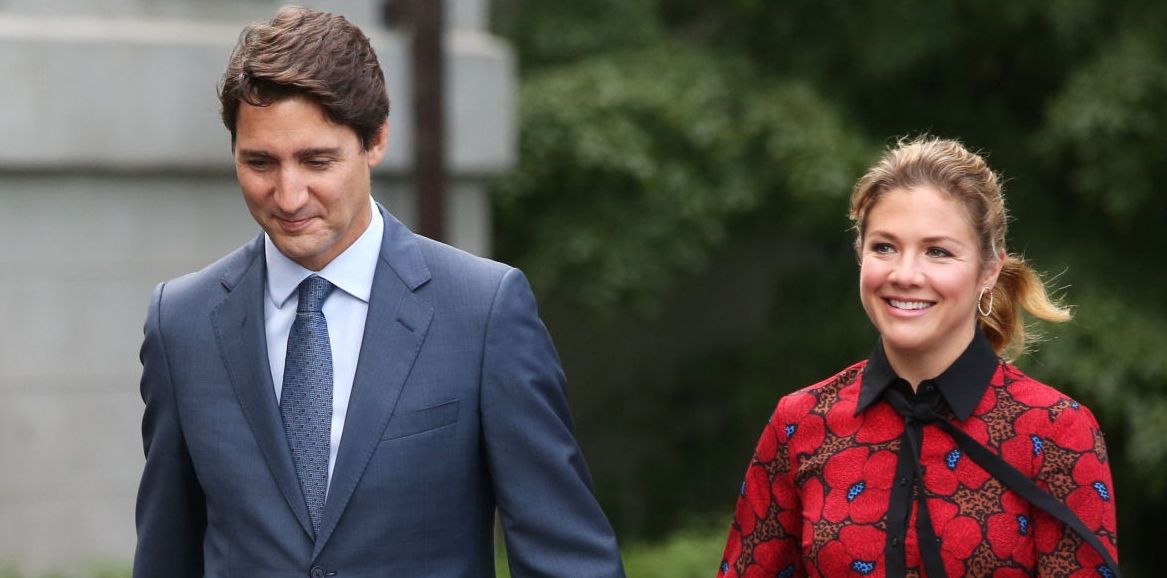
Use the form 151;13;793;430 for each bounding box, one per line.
884;386;943;425
908;401;940;424
298;275;334;313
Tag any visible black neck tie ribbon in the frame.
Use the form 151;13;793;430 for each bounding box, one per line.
881;387;1120;578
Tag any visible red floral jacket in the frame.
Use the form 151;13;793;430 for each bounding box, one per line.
718;335;1118;577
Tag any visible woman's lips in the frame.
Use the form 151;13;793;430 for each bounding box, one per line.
887;298;933;310
884;297;935;316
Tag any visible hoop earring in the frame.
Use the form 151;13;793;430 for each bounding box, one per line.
978;287;994;317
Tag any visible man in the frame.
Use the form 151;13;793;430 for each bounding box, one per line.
133;7;624;577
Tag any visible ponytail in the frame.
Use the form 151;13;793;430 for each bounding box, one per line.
851;136;1074;360
980;254;1072;360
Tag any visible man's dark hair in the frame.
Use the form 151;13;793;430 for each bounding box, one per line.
219;6;390;150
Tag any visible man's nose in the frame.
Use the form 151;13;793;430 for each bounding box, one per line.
273;168;309;214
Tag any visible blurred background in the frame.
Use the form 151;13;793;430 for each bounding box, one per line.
2;0;1165;576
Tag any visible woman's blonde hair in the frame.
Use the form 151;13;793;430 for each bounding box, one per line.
848;135;1070;359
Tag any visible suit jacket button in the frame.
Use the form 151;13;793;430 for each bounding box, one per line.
309;567;325;578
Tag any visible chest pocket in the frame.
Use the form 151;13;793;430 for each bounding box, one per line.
380;399;460;441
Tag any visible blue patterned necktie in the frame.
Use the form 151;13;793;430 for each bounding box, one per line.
280;274;335;537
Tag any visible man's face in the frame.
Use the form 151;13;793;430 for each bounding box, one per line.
233;96;387;271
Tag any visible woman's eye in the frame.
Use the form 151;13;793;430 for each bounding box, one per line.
926;247;953;258
871;243;894;254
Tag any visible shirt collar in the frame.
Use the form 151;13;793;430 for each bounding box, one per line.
265;197;384;308
854;327;999;421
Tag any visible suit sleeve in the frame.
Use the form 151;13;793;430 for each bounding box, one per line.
480;268;626;578
133;283;206;578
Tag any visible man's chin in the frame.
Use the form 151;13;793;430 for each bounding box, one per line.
270;238;330;269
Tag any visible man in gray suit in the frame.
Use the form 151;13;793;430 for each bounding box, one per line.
133;7;624;577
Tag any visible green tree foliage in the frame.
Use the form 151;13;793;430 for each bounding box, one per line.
493;0;662;67
492;0;1167;574
493;45;866;313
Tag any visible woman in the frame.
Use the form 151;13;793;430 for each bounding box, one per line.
718;136;1119;577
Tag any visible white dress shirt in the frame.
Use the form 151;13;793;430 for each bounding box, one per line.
263;197;383;490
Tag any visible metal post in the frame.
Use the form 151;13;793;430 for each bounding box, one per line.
409;0;447;241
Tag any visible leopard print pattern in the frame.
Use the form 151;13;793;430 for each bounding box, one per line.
951;480;1005;520
732;492;796;574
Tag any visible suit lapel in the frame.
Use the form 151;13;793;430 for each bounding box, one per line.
210;236;315;540
314;206;434;556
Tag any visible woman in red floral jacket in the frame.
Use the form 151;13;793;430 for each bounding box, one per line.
717;136;1119;578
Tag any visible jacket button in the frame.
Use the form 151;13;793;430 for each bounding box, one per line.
891;537;901;547
309;567;325;578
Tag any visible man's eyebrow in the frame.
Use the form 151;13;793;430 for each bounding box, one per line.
235;147;345;156
297;147;343;157
235;148;274;158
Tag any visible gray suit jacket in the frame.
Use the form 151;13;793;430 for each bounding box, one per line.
133;206;624;577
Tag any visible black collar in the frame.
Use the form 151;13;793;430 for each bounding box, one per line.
854;329;999;421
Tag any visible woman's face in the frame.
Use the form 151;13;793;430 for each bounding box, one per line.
859;186;1001;368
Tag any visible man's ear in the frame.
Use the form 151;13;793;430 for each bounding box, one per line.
366;121;389;167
